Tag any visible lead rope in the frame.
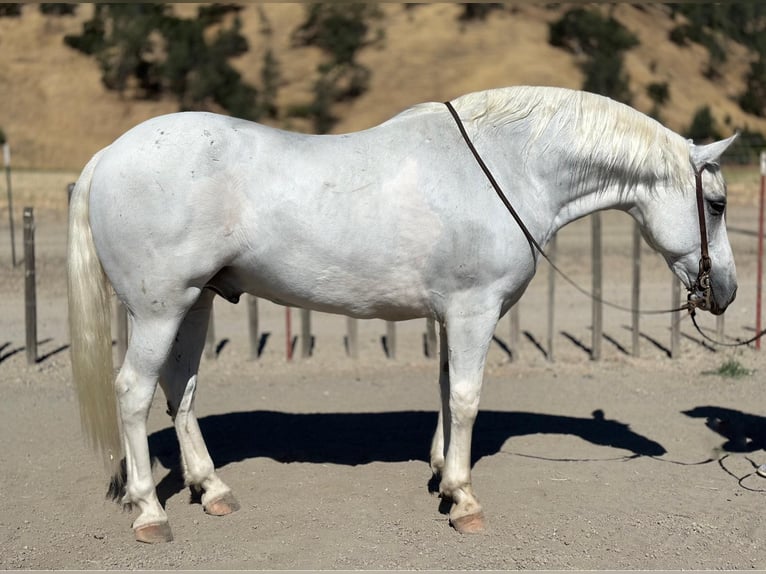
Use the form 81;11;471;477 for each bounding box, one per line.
444;100;688;316
689;311;766;347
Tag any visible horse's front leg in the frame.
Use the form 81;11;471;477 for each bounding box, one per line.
438;306;498;534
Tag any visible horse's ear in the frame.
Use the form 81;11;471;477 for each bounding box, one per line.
690;133;739;169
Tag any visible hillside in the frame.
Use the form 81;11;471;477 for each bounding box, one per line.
1;3;765;170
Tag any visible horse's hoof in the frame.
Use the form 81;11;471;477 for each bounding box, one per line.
134;521;173;543
204;492;241;516
450;511;486;534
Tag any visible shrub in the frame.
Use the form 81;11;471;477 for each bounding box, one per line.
458;4;503;22
63;4;267;120
549;8;638;104
685;105;721;142
739;57;766;118
549;8;638;57
0;4;22;17
40;4;77;16
291;3;383;133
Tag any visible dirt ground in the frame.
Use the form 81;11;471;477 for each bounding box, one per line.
2;177;766;569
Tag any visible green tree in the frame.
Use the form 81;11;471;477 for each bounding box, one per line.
646;81;670;122
582;52;632;104
458;4;503;22
549;8;638;57
63;4;268;120
291;3;383;133
686;105;721;142
0;4;22;17
549;8;639;104
260;49;281;119
739;57;766;117
39;4;77;16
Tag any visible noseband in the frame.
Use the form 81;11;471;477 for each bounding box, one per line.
687;164;713;314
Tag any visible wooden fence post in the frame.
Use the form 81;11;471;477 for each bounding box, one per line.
509;305;520;361
247;295;259;360
346;317;358;358
591;214;602;361
632;221;641;357
301;308;312;358
23;207;36;364
547;234;557;362
386;320;396;359
285;307;293;361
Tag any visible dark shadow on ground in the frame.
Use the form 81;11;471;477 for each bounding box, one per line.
683;406;766;453
143;408;666;505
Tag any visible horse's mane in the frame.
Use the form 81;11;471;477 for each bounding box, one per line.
449;86;691;195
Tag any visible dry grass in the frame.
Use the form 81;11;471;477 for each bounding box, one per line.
1;4;765;171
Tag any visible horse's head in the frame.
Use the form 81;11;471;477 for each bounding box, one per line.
632;134;739;315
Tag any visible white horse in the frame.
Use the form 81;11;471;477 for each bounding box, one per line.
68;85;738;542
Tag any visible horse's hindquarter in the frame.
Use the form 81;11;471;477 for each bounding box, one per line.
89;110;533;321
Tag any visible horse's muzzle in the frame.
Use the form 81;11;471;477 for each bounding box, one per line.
688;283;736;316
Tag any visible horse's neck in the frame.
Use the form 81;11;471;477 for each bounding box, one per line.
514;133;645;243
549;169;636;233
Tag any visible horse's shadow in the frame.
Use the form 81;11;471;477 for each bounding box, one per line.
683;406;766;453
145;408;666;505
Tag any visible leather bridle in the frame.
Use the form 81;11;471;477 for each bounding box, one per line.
687;164;714;314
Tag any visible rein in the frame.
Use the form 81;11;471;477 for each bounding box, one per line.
444;100;762;346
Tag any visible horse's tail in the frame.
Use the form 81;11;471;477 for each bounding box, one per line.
67;147;123;475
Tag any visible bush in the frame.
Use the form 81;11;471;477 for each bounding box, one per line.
458;4;503;22
739;57;766;118
292;4;382;65
40;4;77;16
582;53;633;104
63;4;266;120
0;4;22;17
549;8;638;103
549;8;638;57
685;105;721;142
646;82;670;122
647;82;670;106
291;4;383;133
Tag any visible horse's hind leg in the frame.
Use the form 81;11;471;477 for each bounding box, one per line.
159;289;239;517
430;322;449;479
117;313;188;543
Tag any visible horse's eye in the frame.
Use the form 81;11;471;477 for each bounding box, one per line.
708;199;726;216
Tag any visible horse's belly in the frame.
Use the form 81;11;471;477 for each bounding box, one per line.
209;261;431;321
